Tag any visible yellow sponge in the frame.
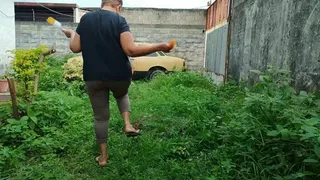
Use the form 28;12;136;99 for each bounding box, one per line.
47;17;62;28
169;40;177;48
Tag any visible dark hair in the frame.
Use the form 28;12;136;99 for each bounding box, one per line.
101;0;123;7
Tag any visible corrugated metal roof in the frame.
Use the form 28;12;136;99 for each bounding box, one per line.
14;0;78;4
14;0;98;8
15;2;77;8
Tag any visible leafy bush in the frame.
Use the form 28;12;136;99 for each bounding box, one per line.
0;56;319;179
6;46;50;101
62;56;83;81
0;91;92;173
202;66;320;179
39;55;86;97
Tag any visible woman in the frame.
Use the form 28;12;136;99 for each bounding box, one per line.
62;0;174;166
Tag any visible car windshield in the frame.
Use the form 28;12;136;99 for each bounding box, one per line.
147;52;158;57
158;51;167;56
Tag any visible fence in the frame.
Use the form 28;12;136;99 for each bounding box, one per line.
204;0;231;84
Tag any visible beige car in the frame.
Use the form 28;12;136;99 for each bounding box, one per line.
64;43;185;81
131;43;185;80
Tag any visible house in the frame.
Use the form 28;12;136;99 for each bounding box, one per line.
0;0;15;76
14;2;77;22
0;0;85;76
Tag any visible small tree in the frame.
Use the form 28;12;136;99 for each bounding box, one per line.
6;45;50;102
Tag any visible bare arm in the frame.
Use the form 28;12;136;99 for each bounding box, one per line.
62;29;82;53
120;32;172;57
69;31;82;53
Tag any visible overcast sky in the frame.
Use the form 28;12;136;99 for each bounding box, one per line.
16;0;210;9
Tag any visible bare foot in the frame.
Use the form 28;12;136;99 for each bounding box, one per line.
95;156;107;167
124;124;140;136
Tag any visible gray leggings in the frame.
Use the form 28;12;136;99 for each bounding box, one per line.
85;81;131;144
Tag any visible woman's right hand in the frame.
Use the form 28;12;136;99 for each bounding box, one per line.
158;42;174;53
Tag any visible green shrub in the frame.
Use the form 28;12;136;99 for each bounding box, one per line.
6;46;50;101
62;56;83;81
39;55;86;97
1;59;319;179
0;91;92;173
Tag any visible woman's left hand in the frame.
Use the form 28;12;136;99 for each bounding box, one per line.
62;28;74;38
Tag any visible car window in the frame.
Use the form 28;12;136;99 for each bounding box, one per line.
158;51;166;56
147;52;158;57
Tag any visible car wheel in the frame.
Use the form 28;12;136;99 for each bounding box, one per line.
148;69;165;80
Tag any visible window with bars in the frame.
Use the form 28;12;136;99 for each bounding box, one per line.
15;6;74;22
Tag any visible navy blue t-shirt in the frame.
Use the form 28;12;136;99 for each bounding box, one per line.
76;9;132;81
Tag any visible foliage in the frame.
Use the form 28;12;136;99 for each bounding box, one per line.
0;56;319;179
39;55;87;97
6;46;50;101
62;56;83;81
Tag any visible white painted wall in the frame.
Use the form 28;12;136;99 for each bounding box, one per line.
0;0;15;76
74;8;89;23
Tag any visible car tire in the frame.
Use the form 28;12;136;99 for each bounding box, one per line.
148;69;165;80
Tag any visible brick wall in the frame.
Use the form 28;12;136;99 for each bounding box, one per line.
15;8;206;70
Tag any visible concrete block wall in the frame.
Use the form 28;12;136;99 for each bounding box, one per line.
15;8;207;70
229;0;320;91
16;22;76;53
121;8;205;26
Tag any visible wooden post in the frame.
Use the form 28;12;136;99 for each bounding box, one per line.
33;54;45;94
7;78;19;119
33;43;56;94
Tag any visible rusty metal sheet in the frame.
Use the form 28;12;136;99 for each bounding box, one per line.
206;0;229;30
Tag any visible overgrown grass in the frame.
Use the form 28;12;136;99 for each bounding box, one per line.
0;56;320;179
